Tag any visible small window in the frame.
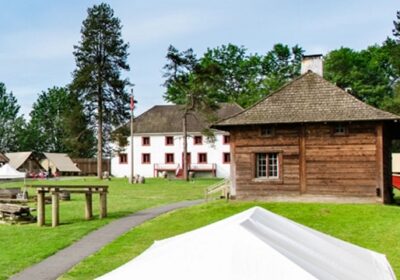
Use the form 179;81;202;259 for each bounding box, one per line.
256;153;279;178
223;135;230;144
223;152;231;163
142;137;150;146
333;124;347;135
194;136;203;145
119;153;128;164
142;153;151;164
260;126;275;137
165;136;174;145
165;153;174;164
198;153;207;163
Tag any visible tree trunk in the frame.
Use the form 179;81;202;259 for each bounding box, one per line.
97;95;103;179
183;113;188;181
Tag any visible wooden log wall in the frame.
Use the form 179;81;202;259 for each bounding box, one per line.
230;122;383;200
305;123;377;196
231;124;300;199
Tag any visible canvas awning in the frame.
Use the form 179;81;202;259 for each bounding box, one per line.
5;152;32;170
97;206;395;280
0;163;26;179
43;153;81;173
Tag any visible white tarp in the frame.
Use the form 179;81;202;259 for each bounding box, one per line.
0;163;26;179
97;206;396;280
393;153;400;173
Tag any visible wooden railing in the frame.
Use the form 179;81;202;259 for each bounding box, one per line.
205;179;230;201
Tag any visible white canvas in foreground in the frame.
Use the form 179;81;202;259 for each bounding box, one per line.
97;206;396;280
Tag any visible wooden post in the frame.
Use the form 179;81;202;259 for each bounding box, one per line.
37;189;45;226
85;191;93;220
52;189;59;227
99;190;107;218
299;125;307;194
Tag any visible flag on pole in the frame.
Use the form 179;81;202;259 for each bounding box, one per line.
130;95;135;111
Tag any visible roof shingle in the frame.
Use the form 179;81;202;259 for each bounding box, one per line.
215;71;400;127
131;103;243;133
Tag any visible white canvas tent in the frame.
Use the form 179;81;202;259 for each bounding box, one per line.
0;163;26;179
97;206;395;280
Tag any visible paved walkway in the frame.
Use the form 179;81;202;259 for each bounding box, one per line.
11;200;203;280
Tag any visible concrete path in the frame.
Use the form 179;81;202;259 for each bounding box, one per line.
11;200;202;280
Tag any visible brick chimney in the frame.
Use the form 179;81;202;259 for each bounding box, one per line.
301;54;323;76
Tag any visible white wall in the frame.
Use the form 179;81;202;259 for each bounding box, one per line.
111;132;231;178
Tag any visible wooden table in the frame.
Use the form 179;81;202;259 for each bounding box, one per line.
27;185;108;227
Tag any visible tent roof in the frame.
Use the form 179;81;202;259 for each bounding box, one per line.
97;207;395;280
43;153;81;172
5;152;33;170
0;163;25;179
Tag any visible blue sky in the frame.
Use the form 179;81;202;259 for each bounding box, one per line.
0;0;398;117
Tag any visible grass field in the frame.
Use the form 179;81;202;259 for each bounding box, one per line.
63;200;400;279
0;177;219;280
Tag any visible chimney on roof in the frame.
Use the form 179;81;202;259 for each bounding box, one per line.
301;54;323;76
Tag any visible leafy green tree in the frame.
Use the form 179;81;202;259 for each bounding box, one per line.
0;83;26;152
71;3;131;178
165;43;303;108
260;44;303;102
27;87;71;153
163;45;222;180
324;46;396;108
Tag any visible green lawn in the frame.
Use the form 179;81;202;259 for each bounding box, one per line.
0;177;219;280
63;200;400;279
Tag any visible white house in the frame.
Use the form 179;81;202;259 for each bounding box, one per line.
111;103;243;178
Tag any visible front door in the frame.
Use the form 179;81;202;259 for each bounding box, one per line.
182;153;191;170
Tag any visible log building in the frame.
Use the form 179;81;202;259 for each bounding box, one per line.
214;56;400;203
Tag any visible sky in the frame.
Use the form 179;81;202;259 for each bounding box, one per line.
0;0;398;117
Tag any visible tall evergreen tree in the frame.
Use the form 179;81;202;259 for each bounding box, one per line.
71;3;131;178
0;83;26;152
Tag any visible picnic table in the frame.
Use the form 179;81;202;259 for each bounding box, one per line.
27;185;108;227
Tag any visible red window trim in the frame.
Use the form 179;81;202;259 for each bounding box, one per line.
119;153;128;164
165;153;174;164
142;153;151;164
165;136;174;146
223;135;230;144
142;136;150;146
198;153;207;164
222;152;231;164
193;136;203;145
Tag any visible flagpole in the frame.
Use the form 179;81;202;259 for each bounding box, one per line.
129;89;135;184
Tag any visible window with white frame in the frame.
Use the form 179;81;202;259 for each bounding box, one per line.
256;153;279;178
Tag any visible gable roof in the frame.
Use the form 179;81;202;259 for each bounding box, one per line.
131;103;243;134
5;152;33;169
215;71;400;127
43;153;81;173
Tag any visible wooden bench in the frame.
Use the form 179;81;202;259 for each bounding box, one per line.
27;185;108;227
0;203;35;223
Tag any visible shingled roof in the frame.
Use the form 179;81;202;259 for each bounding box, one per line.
131;103;243;133
215;71;400;127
